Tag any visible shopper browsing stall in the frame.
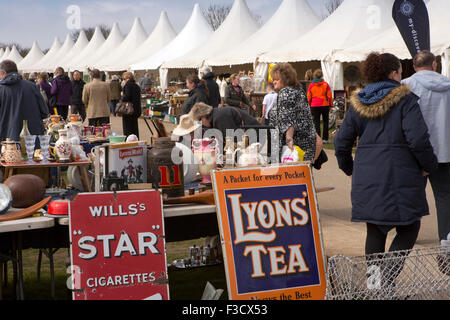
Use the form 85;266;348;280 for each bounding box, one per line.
82;69;111;127
334;53;438;286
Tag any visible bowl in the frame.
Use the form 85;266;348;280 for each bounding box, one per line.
47;200;70;216
109;135;127;144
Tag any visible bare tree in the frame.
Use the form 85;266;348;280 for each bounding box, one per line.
71;24;111;42
202;4;263;31
0;42;30;57
323;0;344;18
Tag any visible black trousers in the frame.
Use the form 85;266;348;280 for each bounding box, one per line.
311;106;330;141
55;105;69;122
122;116;139;139
70;104;87;122
365;221;421;287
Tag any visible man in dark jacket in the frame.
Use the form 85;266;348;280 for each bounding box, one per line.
200;66;221;109
190;102;260;139
0;60;48;141
70;70;86;122
51;66;73;121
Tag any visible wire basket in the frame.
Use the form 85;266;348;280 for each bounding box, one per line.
326;246;450;300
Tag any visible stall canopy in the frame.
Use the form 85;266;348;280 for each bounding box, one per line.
259;0;395;90
85;23;125;70
5;45;23;65
31;37;62;72
162;0;260;69
333;0;450;62
99;17;148;71
66;26;106;71
131;4;213;71
37;34;74;72
0;47;10;63
206;0;320;67
260;0;396;63
18;41;44;72
59;31;89;70
120;11;177;70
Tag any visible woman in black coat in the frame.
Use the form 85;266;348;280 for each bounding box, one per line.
335;53;438;289
121;72;141;139
181;75;209;115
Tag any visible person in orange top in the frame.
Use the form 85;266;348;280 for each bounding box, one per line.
307;69;333;143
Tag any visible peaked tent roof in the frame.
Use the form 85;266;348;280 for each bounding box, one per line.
260;0;396;63
0;48;4;60
99;17;148;71
85;23;125;70
131;4;213;71
124;11;177;69
38;34;74;72
206;0;321;66
66;26;106;71
162;0;260;69
18;41;45;72
0;47;11;63
333;0;450;62
31;37;62;72
58;30;90;70
6;45;23;64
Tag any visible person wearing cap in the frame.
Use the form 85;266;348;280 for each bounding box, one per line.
199;66;221;109
190;102;260;139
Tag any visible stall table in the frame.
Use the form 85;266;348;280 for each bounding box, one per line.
0;216;55;300
1;160;92;192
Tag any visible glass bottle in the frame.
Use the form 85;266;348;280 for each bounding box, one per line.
19;120;30;160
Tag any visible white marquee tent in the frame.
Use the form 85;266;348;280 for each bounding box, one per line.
30;37;62;72
119;11;177;70
58;30;90;70
99;18;148;71
85;23;125;70
260;0;396;90
332;0;450;71
162;0;260;69
5;45;23;65
0;48;4;61
131;4;213;72
66;26;106;71
36;34;74;72
0;47;11;63
18;41;44;72
206;0;321;67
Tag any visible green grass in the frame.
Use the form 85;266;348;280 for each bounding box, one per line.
1;238;229;300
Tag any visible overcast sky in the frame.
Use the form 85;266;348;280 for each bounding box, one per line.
0;0;328;50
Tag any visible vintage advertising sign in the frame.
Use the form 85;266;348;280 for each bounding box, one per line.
69;190;169;300
212;164;327;300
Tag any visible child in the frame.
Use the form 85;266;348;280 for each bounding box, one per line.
262;82;277;126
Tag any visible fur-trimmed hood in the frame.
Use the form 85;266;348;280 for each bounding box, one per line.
350;83;412;119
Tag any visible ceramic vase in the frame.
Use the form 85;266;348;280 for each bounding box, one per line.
55;130;72;163
192;138;218;184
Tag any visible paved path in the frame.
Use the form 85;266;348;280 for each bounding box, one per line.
108;116;441;258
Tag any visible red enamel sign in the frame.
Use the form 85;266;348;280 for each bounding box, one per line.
69;190;169;300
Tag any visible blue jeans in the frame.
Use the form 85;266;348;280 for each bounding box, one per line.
428;163;450;241
109;100;119;116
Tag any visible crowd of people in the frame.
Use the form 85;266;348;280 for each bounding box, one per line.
0;49;448;268
27;65;143;138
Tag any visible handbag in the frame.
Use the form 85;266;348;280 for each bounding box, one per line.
115;101;135;116
313;134;328;170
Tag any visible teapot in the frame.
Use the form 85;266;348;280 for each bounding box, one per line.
2;139;22;164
